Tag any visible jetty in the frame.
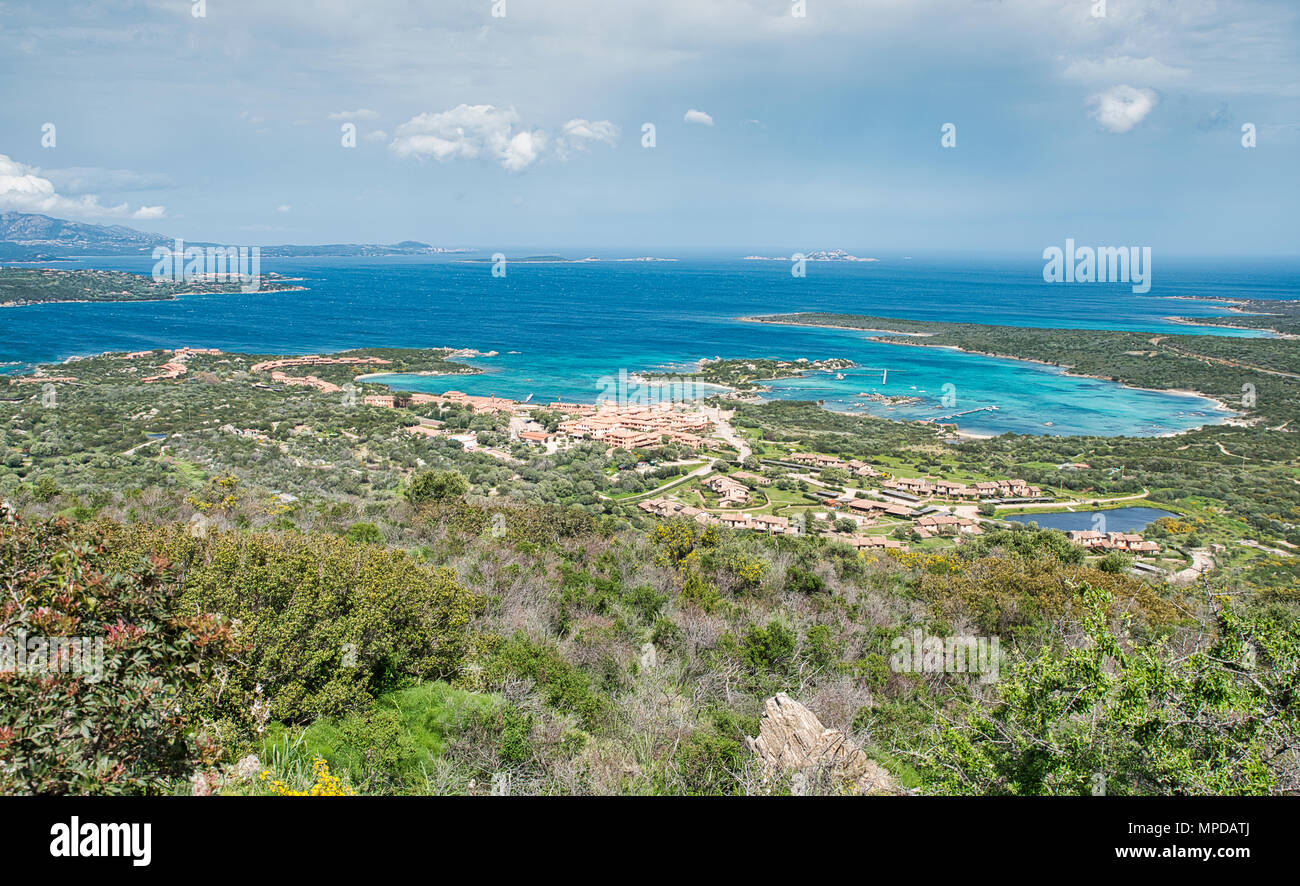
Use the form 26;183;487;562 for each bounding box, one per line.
925;405;998;423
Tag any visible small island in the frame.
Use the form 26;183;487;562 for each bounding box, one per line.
743;249;878;262
0;267;304;307
654;356;855;392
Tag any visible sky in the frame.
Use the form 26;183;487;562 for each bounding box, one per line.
0;0;1297;254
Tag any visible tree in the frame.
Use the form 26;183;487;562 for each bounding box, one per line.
920;584;1299;795
406;469;469;504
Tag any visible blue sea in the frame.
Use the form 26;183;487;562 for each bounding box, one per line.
1;254;1295;437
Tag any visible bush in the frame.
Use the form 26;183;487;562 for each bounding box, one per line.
670;708;757;795
266;681;499;793
0;507;236;794
344;522;383;544
407;469;470;505
104;524;482;727
479;633;611;732
784;565;826;595
920;585;1299;795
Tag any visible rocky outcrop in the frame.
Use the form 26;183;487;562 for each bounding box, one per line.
746;693;901;795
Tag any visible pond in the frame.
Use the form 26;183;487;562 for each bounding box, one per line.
1003;506;1176;533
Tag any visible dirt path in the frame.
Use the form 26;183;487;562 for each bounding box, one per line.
1159;342;1300;380
710;411;752;460
1171;549;1215;583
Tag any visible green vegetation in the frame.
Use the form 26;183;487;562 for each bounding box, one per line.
663;357;854;391
0;267;301;307
2;317;1298;795
1169;297;1300;336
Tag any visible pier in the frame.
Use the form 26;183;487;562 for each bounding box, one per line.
925;405;999;423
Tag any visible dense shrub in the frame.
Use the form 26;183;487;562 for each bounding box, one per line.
407;469;470;504
103;524;482;727
0;507;236;794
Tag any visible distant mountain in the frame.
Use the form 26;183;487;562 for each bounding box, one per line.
0;212;469;259
0;212;170;257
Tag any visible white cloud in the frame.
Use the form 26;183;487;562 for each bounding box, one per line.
276;204;292;213
327;109;380;120
0;154;166;219
684;108;714;126
555;119;619;159
1088;85;1159;133
390;105;614;171
364;129;388;142
559;118;619;148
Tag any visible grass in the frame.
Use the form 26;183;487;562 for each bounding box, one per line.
251;681;501;795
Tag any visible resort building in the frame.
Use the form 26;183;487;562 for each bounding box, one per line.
916;514;983;535
703;474;751;506
1065;530;1162;554
788;453;849;470
557;403;714;451
636;498;796;534
847;535;903;550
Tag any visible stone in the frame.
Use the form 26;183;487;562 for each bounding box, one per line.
746;692;901;795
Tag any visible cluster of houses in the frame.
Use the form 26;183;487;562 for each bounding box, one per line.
841;497;917;519
786;453;881;477
636;497;908;549
141;347;223;383
882;476;1044;501
242;354;395;395
1065;531;1162;554
637;498;796;534
364;390;517;415
366;390;726;455
781;453;1046;503
556;404;713;450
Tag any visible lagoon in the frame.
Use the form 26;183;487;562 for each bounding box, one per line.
1;254;1290;437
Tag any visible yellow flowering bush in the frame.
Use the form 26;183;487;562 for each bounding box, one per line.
260;757;355;796
889;549;963;574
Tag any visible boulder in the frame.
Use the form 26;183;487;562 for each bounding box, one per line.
746;692;900;795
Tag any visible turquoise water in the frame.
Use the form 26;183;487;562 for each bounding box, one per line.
1;254;1293;437
1005;507;1177;532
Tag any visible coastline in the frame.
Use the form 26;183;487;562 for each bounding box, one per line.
747;314;1247;431
740;315;933;337
1162;314;1296;338
0;284;309;309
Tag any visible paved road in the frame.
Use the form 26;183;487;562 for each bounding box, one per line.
998;490;1151;511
